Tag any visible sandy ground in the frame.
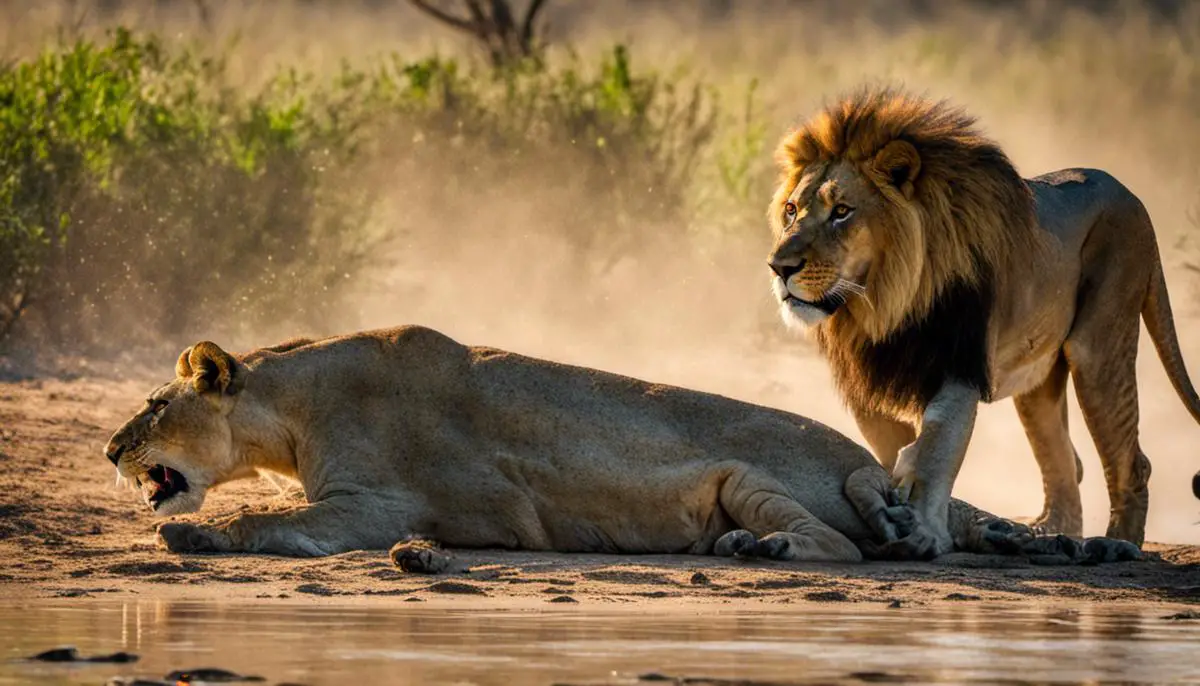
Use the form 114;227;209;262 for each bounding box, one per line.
1;374;1198;610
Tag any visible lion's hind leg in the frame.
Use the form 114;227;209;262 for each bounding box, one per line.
1013;354;1084;536
1064;291;1150;546
712;464;863;563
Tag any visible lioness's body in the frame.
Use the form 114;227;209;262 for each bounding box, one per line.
767;90;1200;554
106;326;1030;561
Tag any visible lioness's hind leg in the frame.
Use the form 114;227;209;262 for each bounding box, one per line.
1013;354;1084;536
844;466;916;543
714;464;862;563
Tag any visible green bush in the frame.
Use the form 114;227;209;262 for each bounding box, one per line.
0;30;735;354
0;29;373;349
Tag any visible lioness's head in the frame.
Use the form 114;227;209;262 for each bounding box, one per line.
766;87;1035;341
104;341;247;516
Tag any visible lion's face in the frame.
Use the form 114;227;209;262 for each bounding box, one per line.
767;161;891;329
104;342;246;516
766;137;926;339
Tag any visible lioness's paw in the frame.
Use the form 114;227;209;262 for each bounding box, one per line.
974;516;1035;555
1021;533;1082;565
1082;537;1142;563
156;522;225;553
882;504;917;539
389;538;455;574
1021;534;1141;565
713;529;757;558
877;528;941;561
752;533;794;560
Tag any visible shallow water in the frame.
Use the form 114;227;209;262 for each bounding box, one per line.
1;600;1198;685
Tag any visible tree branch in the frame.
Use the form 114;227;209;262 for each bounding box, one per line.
407;0;477;33
519;0;548;48
407;0;550;66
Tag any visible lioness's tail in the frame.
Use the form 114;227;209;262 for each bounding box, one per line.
1142;257;1200;427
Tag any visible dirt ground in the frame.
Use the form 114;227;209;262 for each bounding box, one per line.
1;374;1199;610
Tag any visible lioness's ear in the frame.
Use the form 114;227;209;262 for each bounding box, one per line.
872;139;921;199
176;341;243;396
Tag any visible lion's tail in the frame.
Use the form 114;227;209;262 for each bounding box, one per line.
1142;256;1200;426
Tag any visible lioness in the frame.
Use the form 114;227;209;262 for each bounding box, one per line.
766;87;1200;554
103;326;1136;565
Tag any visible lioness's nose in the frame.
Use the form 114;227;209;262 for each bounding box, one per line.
105;442;125;466
768;257;807;282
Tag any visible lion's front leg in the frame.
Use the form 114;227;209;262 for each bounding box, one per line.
157;496;404;557
892;382;981;557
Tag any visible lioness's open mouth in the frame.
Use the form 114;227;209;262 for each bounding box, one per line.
784;293;842;316
141;464;189;508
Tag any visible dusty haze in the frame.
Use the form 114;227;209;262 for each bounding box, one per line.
5;0;1200;544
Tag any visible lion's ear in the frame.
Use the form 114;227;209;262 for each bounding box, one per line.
872;140;921;199
176;341;243;396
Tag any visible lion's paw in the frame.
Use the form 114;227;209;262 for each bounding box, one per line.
389;537;456;574
156;522;227;553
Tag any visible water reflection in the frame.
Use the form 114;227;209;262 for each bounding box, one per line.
0;600;1197;685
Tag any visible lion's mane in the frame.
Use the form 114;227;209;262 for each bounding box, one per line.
773;87;1044;415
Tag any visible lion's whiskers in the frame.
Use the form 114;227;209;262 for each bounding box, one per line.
834;278;873;309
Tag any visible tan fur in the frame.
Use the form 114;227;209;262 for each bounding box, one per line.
766;87;1200;549
102;326;1050;561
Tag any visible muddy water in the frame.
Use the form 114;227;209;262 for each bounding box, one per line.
0;601;1198;685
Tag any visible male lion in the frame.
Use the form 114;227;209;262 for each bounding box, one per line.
766;87;1200;554
103;326;1132;564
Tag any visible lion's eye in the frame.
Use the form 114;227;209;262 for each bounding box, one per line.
783;201;798;219
148;399;169;415
831;204;853;221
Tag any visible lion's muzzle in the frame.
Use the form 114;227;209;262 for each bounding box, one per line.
769;257;807;284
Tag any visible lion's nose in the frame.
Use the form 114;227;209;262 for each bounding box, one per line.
769;257;807;282
105;443;125;466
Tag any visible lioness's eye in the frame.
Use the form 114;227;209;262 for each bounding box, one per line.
784;201;798;218
831;204;853;220
149;399;169;415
